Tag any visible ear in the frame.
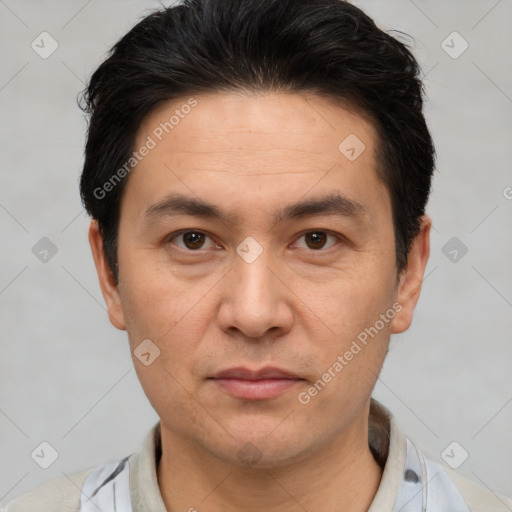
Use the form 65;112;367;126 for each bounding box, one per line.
88;220;126;331
390;214;431;334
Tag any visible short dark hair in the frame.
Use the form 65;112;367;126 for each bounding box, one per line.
79;0;435;282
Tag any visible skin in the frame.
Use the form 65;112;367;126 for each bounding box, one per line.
89;91;431;512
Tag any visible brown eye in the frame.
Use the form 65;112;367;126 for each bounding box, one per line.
293;231;340;251
304;232;328;250
182;231;206;250
294;229;345;252
168;230;217;251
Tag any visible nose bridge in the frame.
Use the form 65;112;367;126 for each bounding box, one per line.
237;250;274;306
218;237;291;338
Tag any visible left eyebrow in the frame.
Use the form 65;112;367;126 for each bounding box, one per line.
272;192;366;227
143;191;367;228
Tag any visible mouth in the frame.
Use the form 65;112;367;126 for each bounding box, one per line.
208;366;305;401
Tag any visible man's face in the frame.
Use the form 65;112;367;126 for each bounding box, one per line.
96;92;421;467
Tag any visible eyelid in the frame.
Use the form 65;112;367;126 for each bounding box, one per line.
166;229;220;251
290;230;344;251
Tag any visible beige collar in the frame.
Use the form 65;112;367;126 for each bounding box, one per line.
128;399;406;511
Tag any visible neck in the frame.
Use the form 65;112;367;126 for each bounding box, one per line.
157;409;383;512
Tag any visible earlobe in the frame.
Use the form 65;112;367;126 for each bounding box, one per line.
88;220;127;331
390;215;431;334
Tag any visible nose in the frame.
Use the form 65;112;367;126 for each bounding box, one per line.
216;247;294;340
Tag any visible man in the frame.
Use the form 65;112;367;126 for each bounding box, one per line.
4;0;511;510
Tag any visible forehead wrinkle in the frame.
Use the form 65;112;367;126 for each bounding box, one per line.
176;168;324;177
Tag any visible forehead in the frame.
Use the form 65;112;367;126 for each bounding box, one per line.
122;91;388;223
137;91;376;166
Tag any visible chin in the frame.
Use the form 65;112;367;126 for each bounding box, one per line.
209;421;315;469
219;440;309;470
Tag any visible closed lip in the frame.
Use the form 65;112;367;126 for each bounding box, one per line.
210;366;303;380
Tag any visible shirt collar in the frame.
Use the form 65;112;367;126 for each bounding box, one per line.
128;399;406;512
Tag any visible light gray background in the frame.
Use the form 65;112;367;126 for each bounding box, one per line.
1;0;511;505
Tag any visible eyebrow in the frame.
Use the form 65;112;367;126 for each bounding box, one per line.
144;192;367;228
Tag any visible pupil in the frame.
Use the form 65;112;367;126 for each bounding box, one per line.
184;232;204;249
307;232;326;249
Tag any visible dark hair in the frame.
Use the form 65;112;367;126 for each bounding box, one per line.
79;0;435;282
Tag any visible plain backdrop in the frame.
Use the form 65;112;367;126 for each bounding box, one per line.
1;0;511;504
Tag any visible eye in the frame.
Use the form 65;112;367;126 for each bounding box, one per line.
293;231;340;251
167;230;219;251
167;229;343;253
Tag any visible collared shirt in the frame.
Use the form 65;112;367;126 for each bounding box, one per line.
3;400;511;511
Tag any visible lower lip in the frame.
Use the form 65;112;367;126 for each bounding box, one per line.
212;378;302;400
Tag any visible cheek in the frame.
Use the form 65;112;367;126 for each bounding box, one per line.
119;261;221;386
300;265;396;400
304;264;397;344
119;255;203;341
121;272;207;418
133;357;206;434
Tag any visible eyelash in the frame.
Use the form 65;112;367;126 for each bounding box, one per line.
166;229;344;253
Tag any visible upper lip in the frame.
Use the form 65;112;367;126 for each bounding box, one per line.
211;366;302;380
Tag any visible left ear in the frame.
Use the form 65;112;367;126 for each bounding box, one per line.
390;214;431;334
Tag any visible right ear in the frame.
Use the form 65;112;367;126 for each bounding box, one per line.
88;220;126;331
